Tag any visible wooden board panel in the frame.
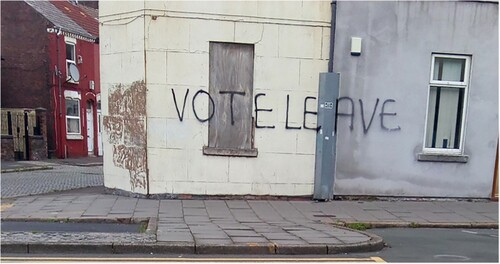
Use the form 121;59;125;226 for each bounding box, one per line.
208;42;254;150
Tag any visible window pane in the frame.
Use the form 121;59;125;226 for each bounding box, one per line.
433;57;466;82
425;86;465;149
67;118;80;134
66;99;79;117
66;43;75;61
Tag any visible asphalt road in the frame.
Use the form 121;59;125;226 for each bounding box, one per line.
351;228;499;262
2;228;498;262
1;164;103;198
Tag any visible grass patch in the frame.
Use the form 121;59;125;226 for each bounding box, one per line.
409;222;419;228
138;222;148;233
346;222;371;231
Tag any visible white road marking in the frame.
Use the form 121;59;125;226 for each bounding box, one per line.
461;230;478;234
433;254;471;261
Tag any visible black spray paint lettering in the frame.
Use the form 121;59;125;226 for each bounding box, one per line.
171;89;189;122
303;96;319;131
380;99;401;131
359;98;379;134
192;89;215;122
285;94;301;130
171;89;400;133
337;97;354;131
336;97;401;134
219;91;246;125
254;93;275;129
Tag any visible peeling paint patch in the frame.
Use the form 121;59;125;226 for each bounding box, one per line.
113;145;147;172
108;84;124;116
123;118;146;146
103;116;123;144
122;82;147;117
104;80;148;193
113;145;147;190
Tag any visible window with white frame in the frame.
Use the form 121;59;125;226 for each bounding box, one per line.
424;54;471;154
65;37;77;82
66;98;81;134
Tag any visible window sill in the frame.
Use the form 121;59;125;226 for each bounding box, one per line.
203;146;258;157
417;153;469;163
67;134;83;140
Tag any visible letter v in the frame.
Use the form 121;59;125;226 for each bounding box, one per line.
359;98;379;134
171;89;189;122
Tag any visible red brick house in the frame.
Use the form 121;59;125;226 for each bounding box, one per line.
1;0;101;159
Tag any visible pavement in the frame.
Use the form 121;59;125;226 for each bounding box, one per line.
0;158;498;255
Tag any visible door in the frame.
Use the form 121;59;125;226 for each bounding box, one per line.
86;101;94;154
97;100;103;156
6;110;35;160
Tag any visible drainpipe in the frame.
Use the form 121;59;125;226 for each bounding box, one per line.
56;27;65;158
328;0;337;72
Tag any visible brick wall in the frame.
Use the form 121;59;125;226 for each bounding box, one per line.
1;1;55;156
1;135;15;161
29;136;47;160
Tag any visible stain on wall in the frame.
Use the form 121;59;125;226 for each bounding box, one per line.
103;80;148;193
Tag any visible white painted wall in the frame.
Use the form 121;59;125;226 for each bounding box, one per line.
100;2;146;193
101;1;331;196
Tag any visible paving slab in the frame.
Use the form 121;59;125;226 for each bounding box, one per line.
2;189;498;255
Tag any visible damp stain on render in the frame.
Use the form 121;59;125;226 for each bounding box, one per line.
103;80;148;192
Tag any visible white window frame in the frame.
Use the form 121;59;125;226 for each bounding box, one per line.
65;98;82;138
423;53;471;155
65;37;78;84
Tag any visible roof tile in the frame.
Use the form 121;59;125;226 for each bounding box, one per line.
25;0;94;39
50;0;98;37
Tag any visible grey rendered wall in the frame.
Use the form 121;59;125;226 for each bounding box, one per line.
333;1;498;197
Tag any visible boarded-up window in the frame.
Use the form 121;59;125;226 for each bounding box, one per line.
203;42;257;157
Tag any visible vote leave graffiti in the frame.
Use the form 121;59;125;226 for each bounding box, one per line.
171;89;401;134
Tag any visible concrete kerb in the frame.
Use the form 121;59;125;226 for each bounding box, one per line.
330;221;499;229
113;242;195;254
195;243;276;255
1;166;53;174
145;217;158;235
274;244;327;255
327;229;385;255
0;221;386;255
28;243;114;254
0;243;28;254
72;162;103;167
1;240;384;255
3;217;149;225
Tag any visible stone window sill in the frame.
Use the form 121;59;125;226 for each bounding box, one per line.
203;146;258;157
417;153;469;163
